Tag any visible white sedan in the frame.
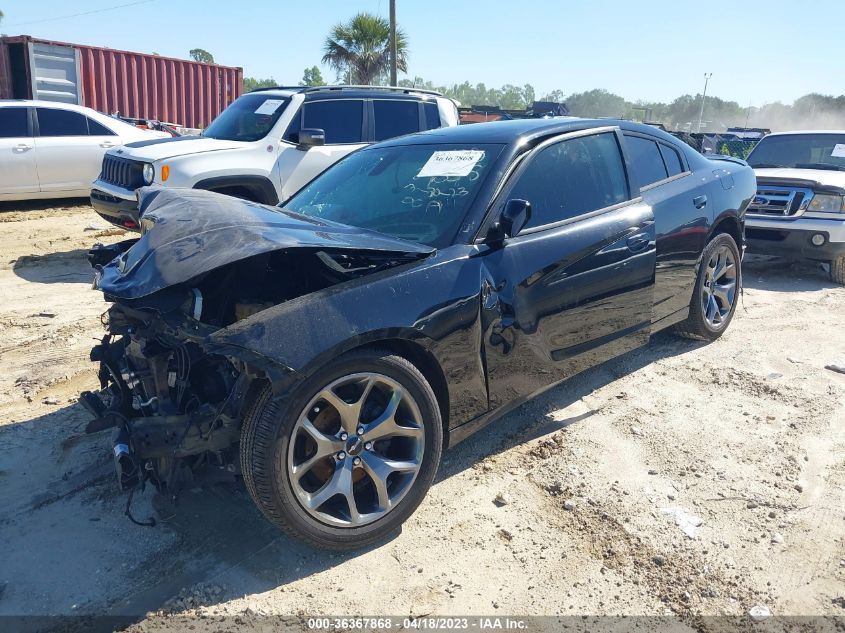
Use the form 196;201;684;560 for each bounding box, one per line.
0;100;169;201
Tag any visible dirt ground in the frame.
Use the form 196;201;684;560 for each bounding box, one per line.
0;200;843;631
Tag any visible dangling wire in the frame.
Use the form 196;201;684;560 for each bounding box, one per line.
124;488;156;528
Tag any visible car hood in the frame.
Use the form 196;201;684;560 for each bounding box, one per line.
115;135;247;161
753;167;845;190
93;187;434;300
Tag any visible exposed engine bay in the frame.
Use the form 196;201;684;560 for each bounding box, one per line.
80;188;431;516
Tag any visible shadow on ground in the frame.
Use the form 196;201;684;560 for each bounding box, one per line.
11;249;94;284
742;255;837;292
0;198;90;214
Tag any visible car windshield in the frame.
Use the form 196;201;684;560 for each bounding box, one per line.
747;133;845;170
283;143;506;248
202;93;289;142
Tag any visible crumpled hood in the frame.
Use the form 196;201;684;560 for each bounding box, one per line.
116;135;247;162
94;187;434;300
754;167;845;191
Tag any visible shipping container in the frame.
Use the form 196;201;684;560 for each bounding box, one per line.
0;35;243;128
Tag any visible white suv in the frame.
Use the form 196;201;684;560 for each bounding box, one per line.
90;86;459;229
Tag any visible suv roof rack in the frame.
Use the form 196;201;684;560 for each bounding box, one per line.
248;85;443;97
304;85;442;96
248;86;307;93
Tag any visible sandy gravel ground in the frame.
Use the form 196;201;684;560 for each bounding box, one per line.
0;201;843;631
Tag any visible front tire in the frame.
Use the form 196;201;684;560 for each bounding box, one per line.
674;233;741;341
831;256;845;285
240;349;443;550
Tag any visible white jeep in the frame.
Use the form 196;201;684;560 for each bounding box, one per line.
90;86;459;229
745;131;845;283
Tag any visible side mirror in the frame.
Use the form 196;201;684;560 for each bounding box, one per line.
297;128;325;150
489;199;532;242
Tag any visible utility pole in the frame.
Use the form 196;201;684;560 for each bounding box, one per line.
743;96;752;133
697;73;712;133
389;0;398;86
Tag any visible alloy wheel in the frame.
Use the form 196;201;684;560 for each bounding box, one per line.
286;372;425;527
701;244;737;328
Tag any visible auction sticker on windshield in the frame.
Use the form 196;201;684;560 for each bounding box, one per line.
417;150;485;178
831;143;845;158
254;99;285;115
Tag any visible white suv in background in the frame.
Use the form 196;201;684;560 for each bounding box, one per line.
0;100;168;201
90;86;459;229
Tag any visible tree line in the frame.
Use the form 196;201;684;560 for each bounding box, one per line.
233;11;845;132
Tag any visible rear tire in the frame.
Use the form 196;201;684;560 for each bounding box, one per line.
674;233;741;341
240;349;443;550
831;256;845;285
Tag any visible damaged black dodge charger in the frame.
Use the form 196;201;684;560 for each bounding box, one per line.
83;119;754;549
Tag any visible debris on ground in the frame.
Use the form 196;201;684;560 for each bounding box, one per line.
825;360;845;375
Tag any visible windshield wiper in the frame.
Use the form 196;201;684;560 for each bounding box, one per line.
749;163;786;168
795;162;845;172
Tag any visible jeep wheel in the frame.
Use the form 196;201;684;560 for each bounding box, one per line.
240;349;443;550
674;233;741;341
831;256;845;285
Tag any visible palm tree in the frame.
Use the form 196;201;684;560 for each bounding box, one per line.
322;12;407;85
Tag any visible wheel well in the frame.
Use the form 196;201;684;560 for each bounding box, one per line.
354;339;451;447
204;185;260;202
193;175;279;205
711;216;742;247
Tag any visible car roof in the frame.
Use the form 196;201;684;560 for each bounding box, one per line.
0;99;102;114
372;117;684;147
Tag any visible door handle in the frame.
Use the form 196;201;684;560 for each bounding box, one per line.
99;142;117;148
626;233;650;253
693;195;708;209
13;143;32;152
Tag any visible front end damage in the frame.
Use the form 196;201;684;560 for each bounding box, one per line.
80;188;433;511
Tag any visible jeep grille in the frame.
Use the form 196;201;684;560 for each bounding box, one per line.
99;155;145;191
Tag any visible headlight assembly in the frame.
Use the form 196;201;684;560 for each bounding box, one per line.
142;163;155;185
807;193;845;213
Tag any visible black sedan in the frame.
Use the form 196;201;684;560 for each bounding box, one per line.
84;118;755;549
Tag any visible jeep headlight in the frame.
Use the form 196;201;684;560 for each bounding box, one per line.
807;193;845;213
142;163;155;185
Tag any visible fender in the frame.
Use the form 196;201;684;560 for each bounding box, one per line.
205;246;490;428
193;175;279;205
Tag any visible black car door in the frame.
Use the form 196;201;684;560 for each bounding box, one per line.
623;133;708;323
479;129;657;409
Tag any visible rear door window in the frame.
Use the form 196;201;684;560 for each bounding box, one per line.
373;100;420;141
423;102;441;130
87;117;116;136
0;107;30;137
659;143;684;176
510;132;630;230
302;100;364;144
624;135;669;189
36;108;89;136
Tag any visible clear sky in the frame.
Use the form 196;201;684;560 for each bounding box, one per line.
2;0;842;106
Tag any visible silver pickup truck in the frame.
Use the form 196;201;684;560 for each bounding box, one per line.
745;131;845;284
